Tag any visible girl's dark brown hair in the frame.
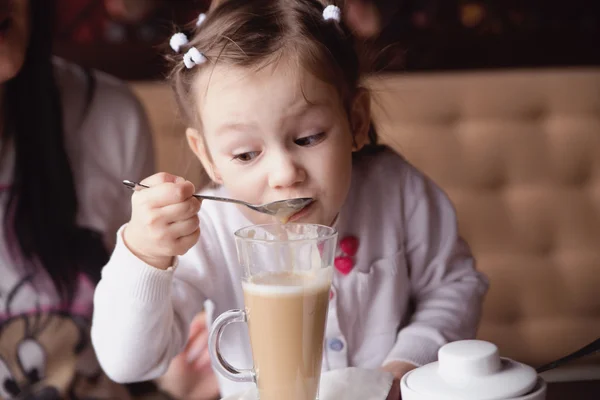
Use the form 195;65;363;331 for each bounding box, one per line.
168;0;381;179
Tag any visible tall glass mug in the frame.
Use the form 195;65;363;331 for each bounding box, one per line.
208;223;338;400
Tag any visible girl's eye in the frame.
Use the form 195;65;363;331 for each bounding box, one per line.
294;132;326;147
232;151;260;163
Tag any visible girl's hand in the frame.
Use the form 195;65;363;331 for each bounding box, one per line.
124;172;201;269
382;361;417;400
181;312;212;372
157;312;221;400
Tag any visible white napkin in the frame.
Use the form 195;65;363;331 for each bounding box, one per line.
221;367;394;400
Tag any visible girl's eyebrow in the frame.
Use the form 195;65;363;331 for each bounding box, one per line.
215;103;331;136
215;122;257;136
285;101;332;120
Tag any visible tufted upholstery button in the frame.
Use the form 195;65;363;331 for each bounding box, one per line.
546;118;596;187
523;107;546;120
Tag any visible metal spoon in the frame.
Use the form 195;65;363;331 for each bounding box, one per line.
535;337;600;373
123;180;314;220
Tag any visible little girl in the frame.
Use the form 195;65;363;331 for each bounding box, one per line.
91;0;489;397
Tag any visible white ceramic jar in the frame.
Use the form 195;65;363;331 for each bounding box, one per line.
400;340;547;400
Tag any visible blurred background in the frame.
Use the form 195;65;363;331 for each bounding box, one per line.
53;0;600;79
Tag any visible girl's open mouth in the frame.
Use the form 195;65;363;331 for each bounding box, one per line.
287;201;315;223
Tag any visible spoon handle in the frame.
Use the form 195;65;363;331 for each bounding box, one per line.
536;337;600;373
122;180;248;207
194;194;249;207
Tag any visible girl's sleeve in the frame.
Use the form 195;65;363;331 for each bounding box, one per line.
91;219;219;383
383;166;489;367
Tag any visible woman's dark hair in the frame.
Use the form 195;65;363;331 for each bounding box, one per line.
3;0;108;303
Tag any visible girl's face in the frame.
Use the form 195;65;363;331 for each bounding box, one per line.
187;60;370;226
0;0;29;84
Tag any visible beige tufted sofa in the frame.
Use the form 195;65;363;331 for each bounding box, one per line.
130;67;600;379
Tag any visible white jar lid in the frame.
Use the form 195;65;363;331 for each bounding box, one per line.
403;340;538;400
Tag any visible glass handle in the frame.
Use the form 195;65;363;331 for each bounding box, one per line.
208;309;255;383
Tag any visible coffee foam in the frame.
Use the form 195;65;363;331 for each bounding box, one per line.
242;269;332;297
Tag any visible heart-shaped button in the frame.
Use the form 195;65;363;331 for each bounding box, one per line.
340;236;359;257
334;256;353;275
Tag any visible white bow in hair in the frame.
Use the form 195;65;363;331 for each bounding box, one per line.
323;5;341;22
170;32;189;53
196;13;207;27
184;47;207;69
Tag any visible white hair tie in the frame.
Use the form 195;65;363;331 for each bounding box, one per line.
170;32;189;53
196;13;207;27
184;47;207;69
323;5;341;22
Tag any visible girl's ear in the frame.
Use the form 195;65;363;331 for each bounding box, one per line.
350;88;371;152
186;127;223;184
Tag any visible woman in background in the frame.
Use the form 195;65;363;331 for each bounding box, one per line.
0;0;154;398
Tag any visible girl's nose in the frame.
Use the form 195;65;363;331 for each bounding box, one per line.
267;151;306;189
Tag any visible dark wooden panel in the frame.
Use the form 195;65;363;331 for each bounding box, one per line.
52;0;600;79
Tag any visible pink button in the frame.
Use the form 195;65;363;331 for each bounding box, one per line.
340;236;359;257
334;256;353;275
